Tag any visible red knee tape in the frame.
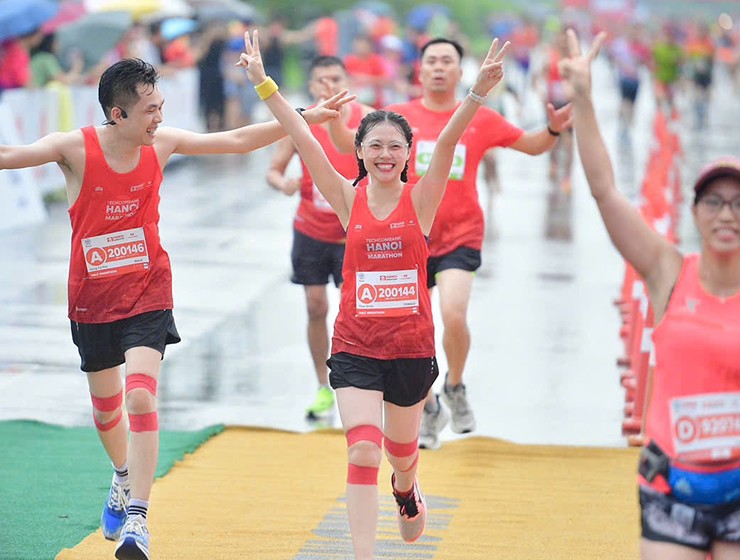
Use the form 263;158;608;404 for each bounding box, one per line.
129;411;158;432
347;464;379;485
91;391;123;412
346;425;383;448
126;373;157;396
384;437;418;458
399;453;419;473
94;410;123;432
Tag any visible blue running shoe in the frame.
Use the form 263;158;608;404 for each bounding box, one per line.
115;514;150;560
101;475;130;540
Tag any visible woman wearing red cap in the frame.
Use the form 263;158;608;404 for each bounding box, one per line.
561;30;740;560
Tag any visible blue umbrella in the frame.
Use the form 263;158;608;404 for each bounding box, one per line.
405;4;451;33
56;11;133;70
354;1;396;19
0;0;59;42
161;17;198;41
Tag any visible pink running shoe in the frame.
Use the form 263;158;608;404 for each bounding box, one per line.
391;475;426;542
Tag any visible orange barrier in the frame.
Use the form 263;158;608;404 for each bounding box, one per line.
616;112;682;447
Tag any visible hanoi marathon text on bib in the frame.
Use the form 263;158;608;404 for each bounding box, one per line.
356;269;419;317
82;226;150;278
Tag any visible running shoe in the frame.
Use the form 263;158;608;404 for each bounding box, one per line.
419;395;449;450
115;514;150;560
441;381;476;434
392;475;427;542
101;475;130;541
305;386;335;420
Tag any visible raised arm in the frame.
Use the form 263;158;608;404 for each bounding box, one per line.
561;30;680;307
238;31;357;227
413;38;508;232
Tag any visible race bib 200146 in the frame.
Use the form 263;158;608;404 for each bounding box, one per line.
82;227;150;278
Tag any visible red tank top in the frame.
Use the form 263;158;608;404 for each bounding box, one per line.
295;102;363;243
67;127;172;323
386;99;523;256
647;254;740;466
332;184;434;359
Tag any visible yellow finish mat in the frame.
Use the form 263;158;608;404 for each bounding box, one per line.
57;428;641;559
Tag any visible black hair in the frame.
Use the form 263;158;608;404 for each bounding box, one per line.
420;37;465;61
31;33;55;56
352;111;413;187
308;56;345;75
98;58;160;125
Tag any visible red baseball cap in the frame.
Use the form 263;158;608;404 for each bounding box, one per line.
693;156;740;197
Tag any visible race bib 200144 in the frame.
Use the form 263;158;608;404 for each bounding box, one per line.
356;269;419;317
82;227;150;278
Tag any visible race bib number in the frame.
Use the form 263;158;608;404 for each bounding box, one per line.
356;269;419;317
312;184;333;212
415;140;466;181
670;392;740;463
82;227;150;278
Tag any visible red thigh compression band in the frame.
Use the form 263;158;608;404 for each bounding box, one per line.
90;391;123;432
385;437;419;472
346;425;383;485
126;373;158;432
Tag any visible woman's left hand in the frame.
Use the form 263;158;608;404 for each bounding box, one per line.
471;38;510;97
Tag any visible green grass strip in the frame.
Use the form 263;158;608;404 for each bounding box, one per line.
0;420;223;560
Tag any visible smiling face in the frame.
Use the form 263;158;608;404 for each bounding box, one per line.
356;122;410;184
693;177;740;254
117;84;164;146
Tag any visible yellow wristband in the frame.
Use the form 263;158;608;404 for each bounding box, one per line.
254;76;278;100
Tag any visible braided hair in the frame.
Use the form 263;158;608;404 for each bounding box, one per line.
352;111;413;186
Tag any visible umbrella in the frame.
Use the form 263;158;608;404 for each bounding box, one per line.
405;4;451;32
56;11;133;69
84;0;161;20
195;1;260;24
42;1;88;34
0;0;59;42
160;17;198;41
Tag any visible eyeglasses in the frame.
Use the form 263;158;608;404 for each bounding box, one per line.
361;141;409;157
697;195;740;216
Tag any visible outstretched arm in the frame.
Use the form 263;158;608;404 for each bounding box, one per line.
562;30;680;310
238;31;357;227
510;103;572;155
414;38;509;233
0;132;68;170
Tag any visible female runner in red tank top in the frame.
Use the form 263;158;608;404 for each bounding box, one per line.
238;31;509;558
563;31;740;559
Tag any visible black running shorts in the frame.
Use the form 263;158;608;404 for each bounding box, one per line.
71;309;180;372
291;229;345;287
327;352;439;407
426;246;481;288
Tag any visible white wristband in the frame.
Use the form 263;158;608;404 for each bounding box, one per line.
467;88;487;104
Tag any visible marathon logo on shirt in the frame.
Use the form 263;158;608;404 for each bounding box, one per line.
366;236;403;259
105;198;140;221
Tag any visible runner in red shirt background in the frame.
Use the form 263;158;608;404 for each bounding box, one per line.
328;36;571;450
0;57;346;560
267;55;373;421
563;30;740;560
238;29;508;559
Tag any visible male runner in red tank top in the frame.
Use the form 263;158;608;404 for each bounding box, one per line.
328;37;572;450
267;56;373;422
564;30;740;559
0;58;348;560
